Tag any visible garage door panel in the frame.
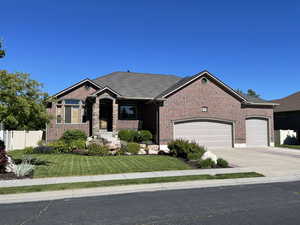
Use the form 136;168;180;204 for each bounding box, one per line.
246;119;268;146
174;120;233;148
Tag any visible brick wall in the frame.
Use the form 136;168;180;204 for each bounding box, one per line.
46;83;97;141
159;75;274;145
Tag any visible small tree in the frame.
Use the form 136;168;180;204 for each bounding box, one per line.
247;89;260;98
0;41;5;58
0;70;51;130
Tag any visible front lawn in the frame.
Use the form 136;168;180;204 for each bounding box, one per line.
8;150;192;178
276;144;300;150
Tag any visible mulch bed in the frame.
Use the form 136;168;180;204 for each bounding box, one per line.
0;172;32;180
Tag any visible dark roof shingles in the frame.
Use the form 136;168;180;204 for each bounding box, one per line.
271;91;300;112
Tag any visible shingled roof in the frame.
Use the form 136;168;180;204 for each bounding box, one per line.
93;72;181;98
271;91;300;112
91;71;273;105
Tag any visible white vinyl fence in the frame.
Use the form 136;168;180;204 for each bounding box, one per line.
0;130;43;151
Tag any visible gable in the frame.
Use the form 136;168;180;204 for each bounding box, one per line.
54;80;99;100
162;71;246;103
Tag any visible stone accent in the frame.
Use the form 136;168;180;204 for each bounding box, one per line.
148;145;159;155
201;151;218;164
112;99;118;131
92;96;100;135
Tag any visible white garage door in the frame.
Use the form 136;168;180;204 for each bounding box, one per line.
246;118;268;146
174;120;233;148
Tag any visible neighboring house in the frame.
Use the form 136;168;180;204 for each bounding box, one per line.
271;92;300;145
46;70;277;149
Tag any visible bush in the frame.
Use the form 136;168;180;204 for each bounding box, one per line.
137;130;153;143
33;145;58;154
14;159;35;177
118;129;138;142
47;140;70;153
24;147;35;154
61;129;87;143
87;144;110;156
187;152;203;161
217;158;229;168
168;139;205;160
197;158;216;169
69;140;86;151
0;140;8;173
127;142;140;155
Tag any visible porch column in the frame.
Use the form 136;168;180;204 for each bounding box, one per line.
92;97;100;135
112;99;118;131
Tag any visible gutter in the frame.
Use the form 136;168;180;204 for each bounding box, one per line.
243;102;280;106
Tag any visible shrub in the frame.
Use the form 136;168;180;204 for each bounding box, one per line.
24;147;35;154
0;140;8;173
33;145;58;154
118;129;138;142
14;159;35;177
116;145;128;156
87;144;110;156
197;158;216;169
127;142;140;155
61;129;87;143
69;140;86;151
187;152;203;161
168;139;205;160
137;130;153;143
217;158;229;168
47;140;70;153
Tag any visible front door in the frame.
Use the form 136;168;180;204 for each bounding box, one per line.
99;99;113;131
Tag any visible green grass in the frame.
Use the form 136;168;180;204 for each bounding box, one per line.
276;144;300;149
0;172;263;195
8;150;192;178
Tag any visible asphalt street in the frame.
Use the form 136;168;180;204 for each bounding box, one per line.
1;181;300;225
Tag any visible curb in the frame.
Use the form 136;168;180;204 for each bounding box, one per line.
1;175;300;204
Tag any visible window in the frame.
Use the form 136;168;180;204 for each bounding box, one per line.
56;99;86;124
201;106;208;112
119;104;137;120
201;78;208;84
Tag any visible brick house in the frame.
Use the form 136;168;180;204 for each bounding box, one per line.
46;70;277;149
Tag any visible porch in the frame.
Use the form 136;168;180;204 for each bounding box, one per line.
90;94;160;143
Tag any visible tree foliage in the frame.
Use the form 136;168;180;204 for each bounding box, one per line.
0;41;5;58
0;70;51;130
246;89;260;98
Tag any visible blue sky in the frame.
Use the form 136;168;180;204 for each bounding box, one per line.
1;0;300;99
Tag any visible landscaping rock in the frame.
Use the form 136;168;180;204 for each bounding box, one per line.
138;149;147;155
148;145;159;151
5;156;16;173
106;141;121;150
201;151;218;164
139;144;146;149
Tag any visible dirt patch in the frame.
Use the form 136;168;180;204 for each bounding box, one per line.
0;172;32;180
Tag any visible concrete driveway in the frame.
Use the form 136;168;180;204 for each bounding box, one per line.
211;147;300;177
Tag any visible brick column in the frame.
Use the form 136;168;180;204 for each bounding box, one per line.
112;99;118;131
92;97;100;135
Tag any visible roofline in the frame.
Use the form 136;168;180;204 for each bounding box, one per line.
161;70;248;102
117;96;167;101
91;86;121;97
52;79;102;98
243;102;279;106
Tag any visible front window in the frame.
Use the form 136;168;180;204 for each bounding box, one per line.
56;99;86;124
119;104;137;120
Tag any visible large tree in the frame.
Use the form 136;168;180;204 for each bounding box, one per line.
0;70;51;130
0;41;5;58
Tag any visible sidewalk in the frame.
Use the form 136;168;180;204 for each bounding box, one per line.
1;174;300;204
0;167;252;188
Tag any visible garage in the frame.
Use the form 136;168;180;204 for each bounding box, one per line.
173;120;233;148
246;118;269;146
